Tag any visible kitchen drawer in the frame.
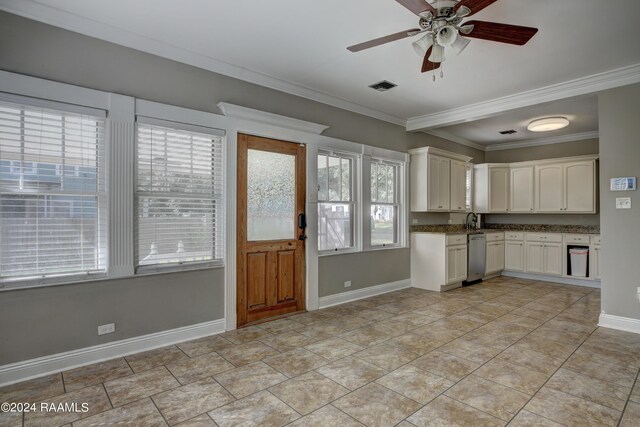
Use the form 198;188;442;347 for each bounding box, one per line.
504;232;524;241
446;234;467;246
525;232;562;243
565;234;590;245
485;232;504;242
592;235;601;246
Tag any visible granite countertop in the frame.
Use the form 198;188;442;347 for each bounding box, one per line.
410;223;600;235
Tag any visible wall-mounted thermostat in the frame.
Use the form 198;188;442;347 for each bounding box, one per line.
610;177;636;191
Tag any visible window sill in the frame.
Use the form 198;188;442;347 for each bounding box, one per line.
318;247;361;257
135;261;223;276
0;263;224;292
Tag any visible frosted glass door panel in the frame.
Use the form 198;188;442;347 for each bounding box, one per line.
247;149;295;241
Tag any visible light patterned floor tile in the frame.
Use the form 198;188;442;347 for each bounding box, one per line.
104;366;180;407
286;405;363;427
262;348;328;377
407;395;504;427
73;398;167;427
315;356;387;390
269;371;349;415
376;365;453;404
214;361;287;399
166;352;235;385
208;391;299;427
62;358;133;391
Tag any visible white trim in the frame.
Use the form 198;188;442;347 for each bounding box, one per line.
407;63;640;131
217;103;329;135
318;279;411;309
598;313;640;335
407;146;473;163
425;129;487;152
0;0;406;127
501;271;600;288
0;319;226;387
485;131;600;152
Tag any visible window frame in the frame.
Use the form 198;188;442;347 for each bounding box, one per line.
369;158;402;249
317;148;360;255
133;116;226;274
0;95;108;288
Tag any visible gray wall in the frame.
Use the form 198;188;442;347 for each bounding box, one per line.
0;11;480;364
484;138;599;163
0;269;224;365
318;249;410;297
598;83;640;321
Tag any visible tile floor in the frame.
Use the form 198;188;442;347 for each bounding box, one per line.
1;277;640;426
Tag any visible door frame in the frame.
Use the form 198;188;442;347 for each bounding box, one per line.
224;124;321;331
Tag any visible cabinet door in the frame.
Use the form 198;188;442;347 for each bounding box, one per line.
510;167;534;212
525;242;545;273
544;243;563;276
535;164;563;212
485;242;496;274
456;246;468;282
591;246;601;280
428;155;450;211
446;246;458;284
489;167;509;212
565;161;595;212
505;241;524;271
450;160;467;212
495;242;505;271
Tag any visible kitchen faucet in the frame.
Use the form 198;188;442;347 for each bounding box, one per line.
465;212;478;231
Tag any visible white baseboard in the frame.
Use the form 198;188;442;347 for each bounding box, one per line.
501;271;601;288
0;319;226;387
599;313;640;335
318;279;411;309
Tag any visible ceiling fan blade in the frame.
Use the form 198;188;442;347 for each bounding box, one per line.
347;28;420;52
454;0;500;16
395;0;436;16
463;20;538;45
421;47;441;73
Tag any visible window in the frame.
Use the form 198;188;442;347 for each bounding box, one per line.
370;160;400;247
317;150;357;252
0;98;107;283
466;164;473;211
135;119;224;269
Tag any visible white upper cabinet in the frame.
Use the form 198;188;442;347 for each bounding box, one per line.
450;160;468;212
409;147;472;213
510;166;534;212
564;161;595;212
535;164;564;212
535;160;596;213
473;165;509;213
428;154;451;211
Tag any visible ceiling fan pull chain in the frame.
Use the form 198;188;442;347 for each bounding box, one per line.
440;63;444;79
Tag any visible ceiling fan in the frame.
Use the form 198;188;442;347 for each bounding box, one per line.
347;0;538;74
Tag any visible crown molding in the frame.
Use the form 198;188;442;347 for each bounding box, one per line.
217;102;329;135
0;0;407;127
424;129;487;152
484;131;599;152
407;63;640;131
408;146;473;163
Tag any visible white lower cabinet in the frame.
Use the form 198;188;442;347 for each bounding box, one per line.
411;233;467;291
447;245;468;284
524;233;563;276
486;241;505;275
504;240;525;271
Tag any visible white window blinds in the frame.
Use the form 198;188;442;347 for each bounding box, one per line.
0;98;107;283
135;119;224;269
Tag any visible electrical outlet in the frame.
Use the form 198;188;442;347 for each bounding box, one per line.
637;287;640;303
448;219;453;224
344;281;351;288
98;323;115;336
412;219;418;224
616;197;631;209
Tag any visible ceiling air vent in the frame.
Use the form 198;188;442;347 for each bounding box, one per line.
499;129;518;135
369;80;397;92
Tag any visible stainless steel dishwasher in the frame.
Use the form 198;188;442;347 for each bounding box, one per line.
466;233;486;284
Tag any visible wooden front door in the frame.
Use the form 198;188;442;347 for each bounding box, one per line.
237;134;306;326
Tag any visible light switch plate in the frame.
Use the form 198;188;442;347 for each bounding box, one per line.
616;197;631;209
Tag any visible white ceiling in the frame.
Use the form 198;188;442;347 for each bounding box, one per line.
2;0;640;144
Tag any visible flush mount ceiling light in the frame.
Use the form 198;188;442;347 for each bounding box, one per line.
527;117;570;132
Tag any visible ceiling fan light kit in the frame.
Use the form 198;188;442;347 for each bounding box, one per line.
347;0;539;76
527;117;570;132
